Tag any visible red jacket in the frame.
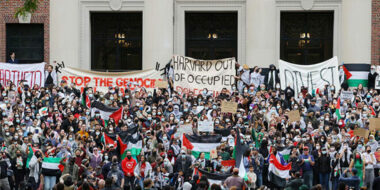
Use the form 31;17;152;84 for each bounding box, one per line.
121;157;137;176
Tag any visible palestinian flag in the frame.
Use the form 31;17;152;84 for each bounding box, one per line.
81;88;91;109
233;129;248;180
109;106;123;125
91;101;120;125
118;127;142;159
101;132;118;148
343;64;370;87
42;157;62;176
182;134;222;160
26;145;36;168
39;107;48;116
369;105;376;116
278;148;291;161
268;153;291;188
195;168;231;186
335;97;341;121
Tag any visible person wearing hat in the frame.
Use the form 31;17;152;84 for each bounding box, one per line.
299;146;315;188
339;168;361;190
107;162;125;188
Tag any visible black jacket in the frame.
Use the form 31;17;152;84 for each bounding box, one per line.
173;155;193;178
0;159;8;179
316;154;331;173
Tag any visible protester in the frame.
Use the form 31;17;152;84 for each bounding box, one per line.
0;62;379;190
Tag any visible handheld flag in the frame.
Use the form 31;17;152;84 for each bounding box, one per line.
182;134;222;160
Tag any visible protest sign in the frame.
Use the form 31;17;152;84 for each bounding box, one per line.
174;124;193;138
369;118;380;130
210;149;218;159
198;120;214;132
353;128;369;138
221;101;238;113
279;57;340;97
340;91;354;102
172;55;236;96
58;67;163;93
155;80;168;88
288;110;301;123
0;62;45;87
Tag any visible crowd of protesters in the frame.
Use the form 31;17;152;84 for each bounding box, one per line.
0;62;380;190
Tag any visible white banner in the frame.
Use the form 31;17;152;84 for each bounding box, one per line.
58;67;163;93
172;55;236;96
279;57;340;96
0;63;45;87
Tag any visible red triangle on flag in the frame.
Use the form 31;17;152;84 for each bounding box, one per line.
342;65;352;80
369;105;376;116
104;133;117;148
109;106;123;125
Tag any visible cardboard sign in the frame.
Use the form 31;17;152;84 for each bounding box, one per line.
210;149;218;159
155;80;168;88
369;118;380;130
221;101;238;113
288;110;301;123
198;120;214;132
174;124;193;138
353;128;369;138
341;91;354;102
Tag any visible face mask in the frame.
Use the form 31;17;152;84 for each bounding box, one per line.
233;171;239;175
69;137;73;141
316;146;320;150
25;116;30;120
104;156;109;160
96;132;100;135
158;112;161;115
226;119;230;122
182;154;186;159
161;118;165;122
37;116;41;119
125;95;129;98
110;97;114;100
2;93;6;96
86;111;90;115
16;119;20;123
322;151;327;154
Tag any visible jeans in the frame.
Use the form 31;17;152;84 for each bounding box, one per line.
364;168;374;190
303;170;313;188
44;176;56;190
256;173;263;188
137;177;144;189
331;177;339;190
319;173;329;190
124;176;135;190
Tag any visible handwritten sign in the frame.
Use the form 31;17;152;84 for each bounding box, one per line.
369;118;380;130
288;110;301;123
198;120;214;132
174;124;193;138
353;128;369;138
155;80;168;89
221;101;238;113
341;91;354;102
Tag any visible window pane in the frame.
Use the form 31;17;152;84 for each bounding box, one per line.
185;12;237;60
280;12;333;65
91;12;142;71
6;24;44;63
